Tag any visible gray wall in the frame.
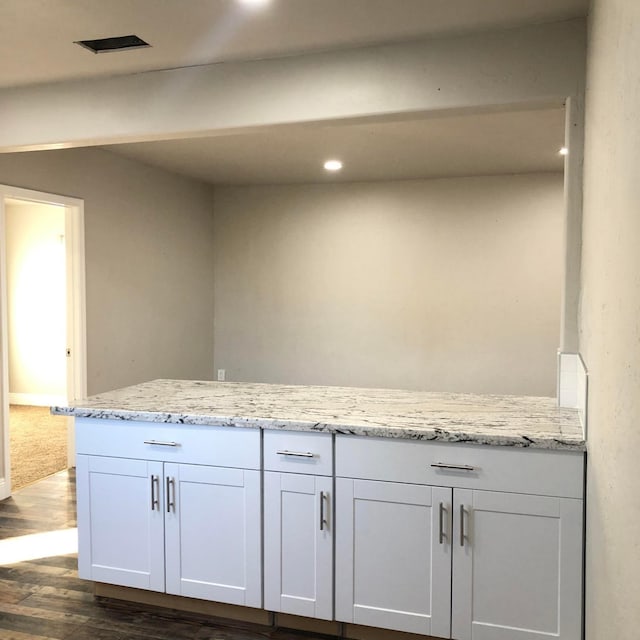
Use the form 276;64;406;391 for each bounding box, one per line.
213;173;564;396
1;151;564;398
582;1;640;638
0;148;216;395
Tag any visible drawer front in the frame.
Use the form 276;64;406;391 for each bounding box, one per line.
264;430;333;476
336;436;584;499
75;418;260;469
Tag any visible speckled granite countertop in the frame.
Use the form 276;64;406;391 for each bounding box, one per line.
52;379;585;451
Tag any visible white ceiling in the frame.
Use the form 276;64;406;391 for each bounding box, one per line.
104;107;566;185
1;0;588;89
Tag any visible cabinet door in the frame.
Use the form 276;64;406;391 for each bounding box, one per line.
335;478;452;637
452;489;583;640
76;454;165;591
264;471;333;620
164;463;262;608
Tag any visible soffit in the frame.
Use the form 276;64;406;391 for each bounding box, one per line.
0;0;588;89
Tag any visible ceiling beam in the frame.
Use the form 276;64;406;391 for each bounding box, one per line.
0;20;585;153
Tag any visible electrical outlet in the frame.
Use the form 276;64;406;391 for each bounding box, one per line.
217;369;226;382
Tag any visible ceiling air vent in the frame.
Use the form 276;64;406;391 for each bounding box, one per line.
75;34;150;54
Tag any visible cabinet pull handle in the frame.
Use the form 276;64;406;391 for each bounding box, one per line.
150;475;159;511
460;505;468;547
319;491;328;531
439;502;447;544
431;462;475;472
166;477;175;513
144;440;180;447
276;450;315;458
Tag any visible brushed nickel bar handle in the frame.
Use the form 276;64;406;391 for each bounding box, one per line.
144;440;180;447
166;477;175;513
276;450;315;458
320;491;325;531
439;502;446;544
150;475;159;511
431;462;475;472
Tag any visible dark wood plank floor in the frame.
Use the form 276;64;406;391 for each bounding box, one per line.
0;471;331;640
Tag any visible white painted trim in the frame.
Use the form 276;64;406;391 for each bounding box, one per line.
8;393;68;407
64;197;86;468
0;184;86;494
0;197;10;499
1;184;87;209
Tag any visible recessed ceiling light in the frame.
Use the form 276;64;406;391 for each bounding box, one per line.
324;160;343;172
239;0;270;6
559;147;569;156
75;34;150;54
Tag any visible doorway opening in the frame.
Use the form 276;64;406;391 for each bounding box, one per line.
0;185;86;499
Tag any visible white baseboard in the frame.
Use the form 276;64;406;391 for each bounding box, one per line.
9;392;67;407
0;476;10;500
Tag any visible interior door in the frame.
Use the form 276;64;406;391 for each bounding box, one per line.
0;185;86;498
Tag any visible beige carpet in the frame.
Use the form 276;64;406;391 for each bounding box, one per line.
9;405;68;491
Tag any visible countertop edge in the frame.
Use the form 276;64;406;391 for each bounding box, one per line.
52;405;587;452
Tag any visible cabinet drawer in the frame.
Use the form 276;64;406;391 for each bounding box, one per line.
75;418;260;469
336;436;584;499
264;430;333;476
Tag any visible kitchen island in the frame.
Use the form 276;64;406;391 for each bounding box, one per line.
54;380;585;640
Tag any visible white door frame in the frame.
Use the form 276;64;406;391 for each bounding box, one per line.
0;184;86;499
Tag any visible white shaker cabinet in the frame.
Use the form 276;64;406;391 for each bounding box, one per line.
165;463;261;606
335;435;584;640
335;477;453;637
76;454;166;591
74;415;585;639
75;418;262;608
263;430;334;620
451;489;583;640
